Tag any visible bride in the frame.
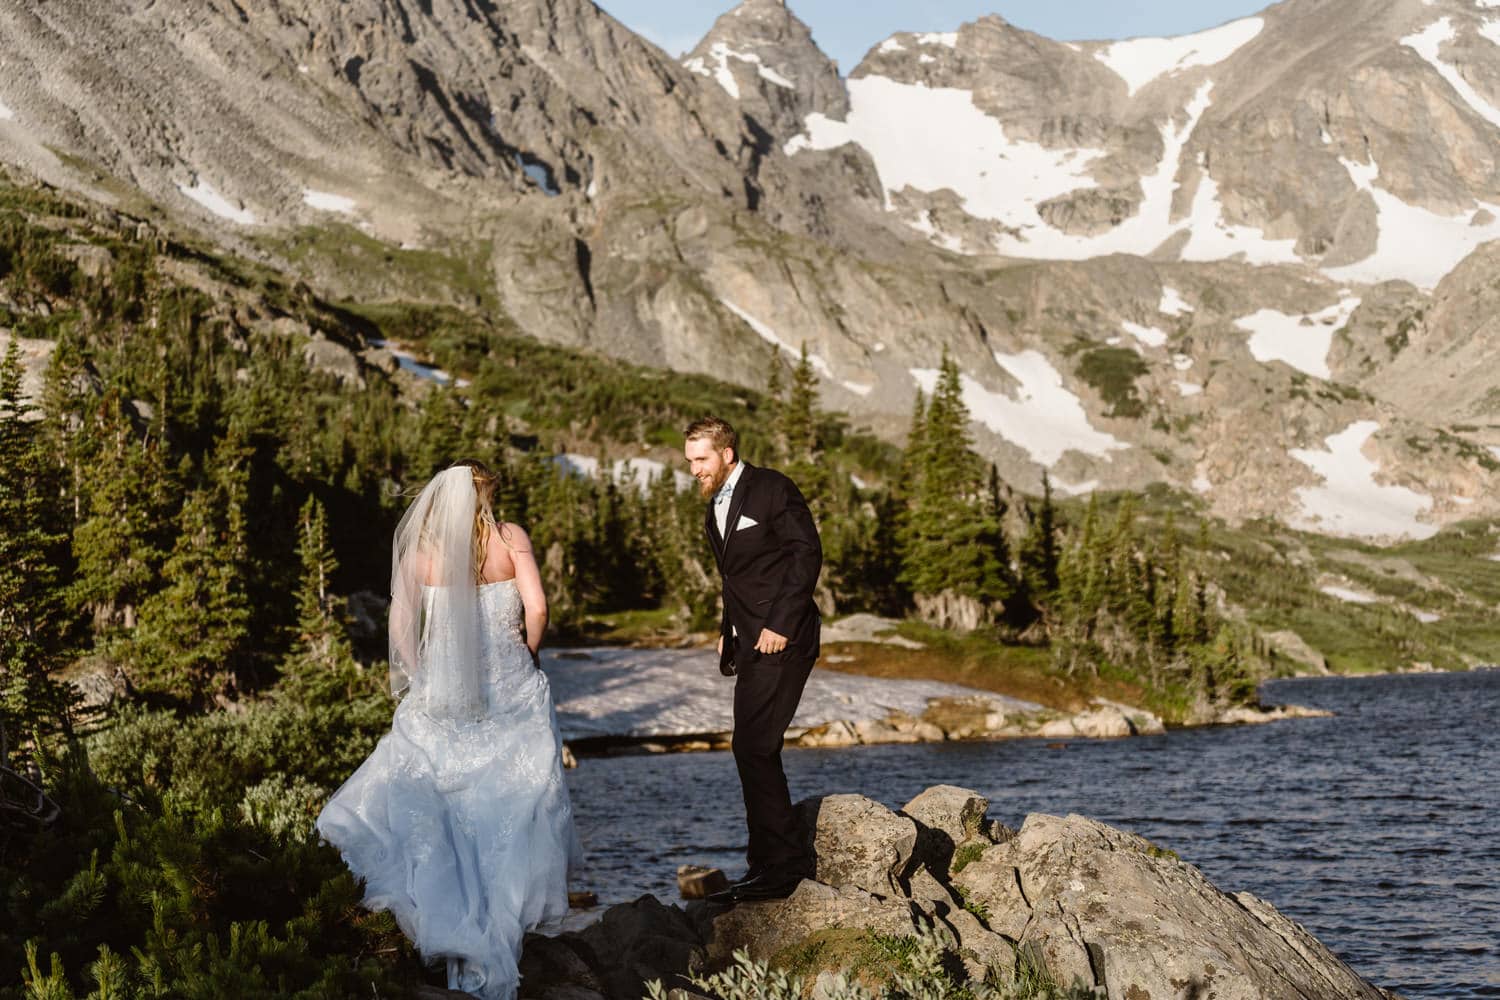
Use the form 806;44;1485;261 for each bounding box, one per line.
317;460;581;999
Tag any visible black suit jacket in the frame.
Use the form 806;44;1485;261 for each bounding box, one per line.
704;463;823;676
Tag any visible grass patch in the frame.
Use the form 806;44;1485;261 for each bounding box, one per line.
950;842;988;876
1075;347;1148;418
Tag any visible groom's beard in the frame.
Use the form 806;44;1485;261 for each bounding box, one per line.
698;463;732;500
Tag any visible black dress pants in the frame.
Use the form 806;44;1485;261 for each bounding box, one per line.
730;643;817;876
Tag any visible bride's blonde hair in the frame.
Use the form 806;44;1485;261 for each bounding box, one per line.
453;459;501;583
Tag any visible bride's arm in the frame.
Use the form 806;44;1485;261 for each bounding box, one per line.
503;523;549;657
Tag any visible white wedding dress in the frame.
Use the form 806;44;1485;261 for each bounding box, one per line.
317;578;581;999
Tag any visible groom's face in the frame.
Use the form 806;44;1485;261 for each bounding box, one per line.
685;437;736;499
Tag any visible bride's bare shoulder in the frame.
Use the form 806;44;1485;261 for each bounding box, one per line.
497;521;534;554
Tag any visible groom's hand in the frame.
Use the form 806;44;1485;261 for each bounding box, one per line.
717;635;724;656
754;628;788;655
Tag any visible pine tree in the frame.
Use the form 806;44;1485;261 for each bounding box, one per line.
70;397;173;632
1018;470;1061;601
0;337;75;772
762;345;788;466
278;496;360;704
898;352;1010;626
131;432;254;705
780;343;827;513
289;496;354;672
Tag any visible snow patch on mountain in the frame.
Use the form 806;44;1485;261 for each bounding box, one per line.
1094;18;1264;97
0;101;13;121
916;32;958;48
303;190;356;214
1052;477;1099;496
1321;584;1378;604
910;350;1128;467
994;82;1213;259
1235;293;1360;379
721;298;868;396
1175;381;1202;397
1289;421;1437;540
788;76;1106;232
178;178;256;225
685;41;794;99
1323;156;1500;288
1404;18;1500;129
556;454;694;492
1180;152;1302;265
1159;286;1193;316
1122;321;1168;348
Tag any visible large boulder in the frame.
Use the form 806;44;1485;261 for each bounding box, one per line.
954;813;1391;999
794;793;916;897
703;880;918;964
899;784;991;875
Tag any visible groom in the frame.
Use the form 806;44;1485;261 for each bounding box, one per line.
685;416;822;904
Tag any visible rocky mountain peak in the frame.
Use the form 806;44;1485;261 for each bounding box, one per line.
683;0;848;143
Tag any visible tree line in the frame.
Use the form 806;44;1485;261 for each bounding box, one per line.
0;175;1269;996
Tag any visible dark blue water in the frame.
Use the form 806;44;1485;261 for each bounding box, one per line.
567;670;1500;998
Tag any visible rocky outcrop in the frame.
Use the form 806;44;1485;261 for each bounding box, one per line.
953;811;1391;999
683;0;848;146
794;793;916;897
515;787;1396;999
1037;699;1167;739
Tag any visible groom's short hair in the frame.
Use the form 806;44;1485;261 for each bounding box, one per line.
685;416;739;460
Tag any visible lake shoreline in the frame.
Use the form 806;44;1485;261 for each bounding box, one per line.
561;694;1334;761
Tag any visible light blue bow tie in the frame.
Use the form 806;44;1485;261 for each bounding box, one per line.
714;483;733;506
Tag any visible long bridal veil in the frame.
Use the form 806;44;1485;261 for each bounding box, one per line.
389;465;484;720
320;462;581;999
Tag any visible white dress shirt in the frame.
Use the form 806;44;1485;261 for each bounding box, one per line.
713;460;745;539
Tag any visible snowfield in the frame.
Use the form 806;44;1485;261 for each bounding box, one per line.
1094;17;1265;96
1122;321;1168;348
1405;18;1500;130
686;41;795;99
546;646;1036;741
910;350;1128;467
1289;421;1437;541
1159;286;1194;316
1323;155;1500;290
302;190;356;214
178;178;256;225
787;76;1107;233
1235;293;1360;379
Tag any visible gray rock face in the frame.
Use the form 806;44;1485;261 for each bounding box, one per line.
954;813;1391;999
301;335;364;387
794;793;917;897
9;0;1500;541
511;788;1394;999
684;0;848;146
704;880;918;964
900;784;990;875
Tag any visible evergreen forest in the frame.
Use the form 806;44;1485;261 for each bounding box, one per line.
3;172;1496;997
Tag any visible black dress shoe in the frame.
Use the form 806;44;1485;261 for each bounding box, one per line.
731;865;768;888
726;872;805;902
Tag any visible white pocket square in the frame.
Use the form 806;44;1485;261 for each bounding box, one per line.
735;515;759;530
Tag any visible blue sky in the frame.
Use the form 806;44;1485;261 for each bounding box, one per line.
598;1;1273;71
